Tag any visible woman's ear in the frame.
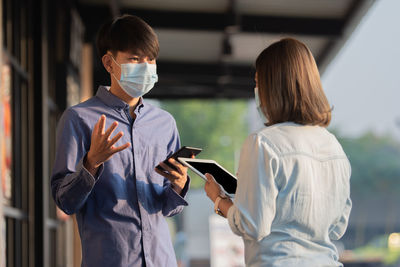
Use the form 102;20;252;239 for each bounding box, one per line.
102;53;113;73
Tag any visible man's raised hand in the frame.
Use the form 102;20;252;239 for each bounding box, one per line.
84;115;131;175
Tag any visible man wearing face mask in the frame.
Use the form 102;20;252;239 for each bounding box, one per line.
51;15;189;267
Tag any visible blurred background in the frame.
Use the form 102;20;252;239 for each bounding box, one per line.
1;0;400;266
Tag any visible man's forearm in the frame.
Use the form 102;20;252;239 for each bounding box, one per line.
83;153;101;176
52;158;100;215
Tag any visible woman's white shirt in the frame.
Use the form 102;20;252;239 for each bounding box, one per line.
227;122;351;267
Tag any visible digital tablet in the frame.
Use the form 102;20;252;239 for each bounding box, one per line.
178;157;237;195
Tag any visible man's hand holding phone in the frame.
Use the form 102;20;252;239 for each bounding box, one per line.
155;158;190;195
155;146;202;195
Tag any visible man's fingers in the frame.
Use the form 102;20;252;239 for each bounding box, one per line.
159;162;180;177
112;142;131;154
154;167;165;177
155;167;170;178
104;121;118;139
98;115;106;134
92;120;99;136
159;161;175;173
167;158;185;175
108;131;124;147
155;167;177;182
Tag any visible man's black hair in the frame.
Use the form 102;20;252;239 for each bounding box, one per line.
96;14;159;59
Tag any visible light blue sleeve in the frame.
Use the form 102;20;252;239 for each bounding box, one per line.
329;168;352;240
227;133;279;241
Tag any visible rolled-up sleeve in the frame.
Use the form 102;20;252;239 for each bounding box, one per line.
161;179;190;217
227;133;279;241
51;108;102;215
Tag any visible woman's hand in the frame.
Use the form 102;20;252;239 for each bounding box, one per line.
205;173;234;217
204;173;222;202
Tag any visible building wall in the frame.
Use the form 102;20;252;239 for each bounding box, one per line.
0;1;5;266
0;0;88;266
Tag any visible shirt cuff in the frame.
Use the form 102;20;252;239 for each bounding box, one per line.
77;155;104;183
227;204;243;237
166;176;191;206
179;175;191;197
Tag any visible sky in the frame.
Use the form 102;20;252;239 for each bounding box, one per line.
322;0;400;140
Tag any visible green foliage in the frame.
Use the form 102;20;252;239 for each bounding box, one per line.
162;99;249;188
161;99;400;194
348;234;400;265
335;131;400;195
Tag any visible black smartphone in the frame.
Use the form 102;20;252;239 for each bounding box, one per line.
156;146;202;171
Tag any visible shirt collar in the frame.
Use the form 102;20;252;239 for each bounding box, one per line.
96;85;145;113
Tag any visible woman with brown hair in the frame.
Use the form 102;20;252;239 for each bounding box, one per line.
204;38;351;266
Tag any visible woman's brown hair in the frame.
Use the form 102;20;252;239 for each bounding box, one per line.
255;38;331;127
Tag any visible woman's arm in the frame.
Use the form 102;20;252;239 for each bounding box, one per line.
204;173;233;218
213;133;279;241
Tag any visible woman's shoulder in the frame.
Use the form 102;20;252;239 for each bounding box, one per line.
249;122;302;145
249;122;345;158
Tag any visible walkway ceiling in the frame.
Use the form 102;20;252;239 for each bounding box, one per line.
76;0;375;99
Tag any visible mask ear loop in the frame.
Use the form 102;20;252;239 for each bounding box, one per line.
108;53;121;67
107;53;122;82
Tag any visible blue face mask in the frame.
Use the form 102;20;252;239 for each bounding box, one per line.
254;87;268;123
111;56;158;98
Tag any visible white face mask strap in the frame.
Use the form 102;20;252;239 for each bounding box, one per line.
109;53;121;68
108;53;121;82
111;72;120;83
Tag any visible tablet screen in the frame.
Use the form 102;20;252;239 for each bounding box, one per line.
184;161;237;194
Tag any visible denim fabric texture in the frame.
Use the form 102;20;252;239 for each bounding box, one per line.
227;122;351;267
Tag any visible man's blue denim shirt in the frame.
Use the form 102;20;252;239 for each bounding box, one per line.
51;86;189;267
